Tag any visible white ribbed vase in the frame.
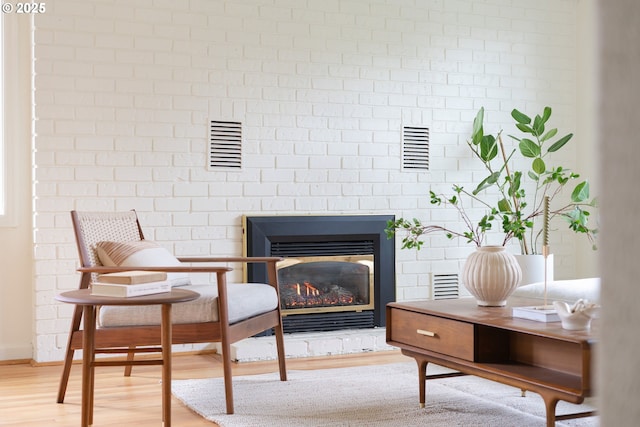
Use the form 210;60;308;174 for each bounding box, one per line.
462;246;522;307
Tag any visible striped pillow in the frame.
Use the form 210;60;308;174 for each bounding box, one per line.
96;240;191;287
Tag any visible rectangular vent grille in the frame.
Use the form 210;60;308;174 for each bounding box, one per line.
270;241;375;257
402;126;429;171
431;273;459;300
282;311;375;333
209;120;242;170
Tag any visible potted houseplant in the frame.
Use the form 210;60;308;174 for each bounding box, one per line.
387;106;598;299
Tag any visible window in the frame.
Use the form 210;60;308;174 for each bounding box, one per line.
0;14;5;218
0;13;18;227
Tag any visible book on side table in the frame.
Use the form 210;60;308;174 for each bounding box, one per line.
96;270;168;284
91;271;171;297
90;280;171;297
512;305;560;322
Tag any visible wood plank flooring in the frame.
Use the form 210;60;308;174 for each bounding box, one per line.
0;350;406;426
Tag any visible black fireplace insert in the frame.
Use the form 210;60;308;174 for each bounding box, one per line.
243;215;395;333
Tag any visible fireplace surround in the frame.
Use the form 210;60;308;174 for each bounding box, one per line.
243;215;395;333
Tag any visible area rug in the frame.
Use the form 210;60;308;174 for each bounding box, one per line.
171;362;597;427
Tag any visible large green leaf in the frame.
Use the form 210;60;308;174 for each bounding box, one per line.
473;172;500;194
507;171;521;197
541;106;552;123
548;133;573;152
512;171;522;189
516;123;533;134
479;135;498;161
472;108;484;145
571;181;590;202
497;198;512;212
532;115;544;136
532;157;546;174
472;126;483;145
540;128;558;142
511;109;531;124
512;170;522;187
519;138;540;158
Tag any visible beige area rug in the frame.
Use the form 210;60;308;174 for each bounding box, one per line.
171;362;597;427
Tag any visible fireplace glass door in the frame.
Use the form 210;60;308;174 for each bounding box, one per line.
277;255;374;315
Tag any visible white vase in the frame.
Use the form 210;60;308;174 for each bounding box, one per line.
514;254;554;287
462;246;522;307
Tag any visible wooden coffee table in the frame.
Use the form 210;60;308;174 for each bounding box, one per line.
386;297;596;427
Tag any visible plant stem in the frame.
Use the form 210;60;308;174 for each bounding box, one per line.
497;133;529;254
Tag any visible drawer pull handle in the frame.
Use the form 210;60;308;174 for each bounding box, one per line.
417;329;436;337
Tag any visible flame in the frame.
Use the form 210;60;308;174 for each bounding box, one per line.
283;280;357;308
303;281;319;296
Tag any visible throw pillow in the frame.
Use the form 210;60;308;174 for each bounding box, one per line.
96;240;191;287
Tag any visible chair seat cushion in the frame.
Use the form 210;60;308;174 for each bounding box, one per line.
97;283;279;328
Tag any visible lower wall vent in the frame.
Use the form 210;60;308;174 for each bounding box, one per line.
430;273;459;300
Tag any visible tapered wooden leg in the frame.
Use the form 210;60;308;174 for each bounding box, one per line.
161;304;172;427
417;359;428;408
267;262;287;382
274;323;287;382
215;273;234;415
542;395;559;427
81;305;96;427
124;345;135;376
221;337;234;414
57;304;83;403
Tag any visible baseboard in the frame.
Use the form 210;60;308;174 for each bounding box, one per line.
0;345;33;363
0;358;33;366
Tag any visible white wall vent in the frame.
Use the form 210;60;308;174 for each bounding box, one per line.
209;120;242;170
430;273;460;300
402;126;429;171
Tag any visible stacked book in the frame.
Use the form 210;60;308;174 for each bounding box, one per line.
90;271;170;297
512;305;560;322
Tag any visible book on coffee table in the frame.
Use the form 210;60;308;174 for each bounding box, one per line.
97;270;167;285
512;306;560;322
90;280;171;297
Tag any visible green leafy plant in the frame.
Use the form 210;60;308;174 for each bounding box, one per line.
386;106;598;255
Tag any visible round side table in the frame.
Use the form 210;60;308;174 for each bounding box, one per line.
55;288;199;427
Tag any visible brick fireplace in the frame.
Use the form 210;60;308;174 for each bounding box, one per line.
243;215;396;334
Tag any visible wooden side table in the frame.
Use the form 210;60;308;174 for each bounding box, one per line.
55;288;199;427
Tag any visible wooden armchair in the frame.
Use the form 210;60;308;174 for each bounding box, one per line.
57;210;287;414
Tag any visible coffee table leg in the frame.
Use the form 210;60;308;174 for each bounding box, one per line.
161;303;172;427
542;395;559;427
417;359;428;408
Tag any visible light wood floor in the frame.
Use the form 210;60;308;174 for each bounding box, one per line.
0;350;407;426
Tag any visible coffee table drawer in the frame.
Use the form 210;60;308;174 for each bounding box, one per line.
388;308;475;361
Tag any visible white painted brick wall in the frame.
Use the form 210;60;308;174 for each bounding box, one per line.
32;0;583;362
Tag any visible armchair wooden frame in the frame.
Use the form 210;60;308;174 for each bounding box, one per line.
57;210;287;414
